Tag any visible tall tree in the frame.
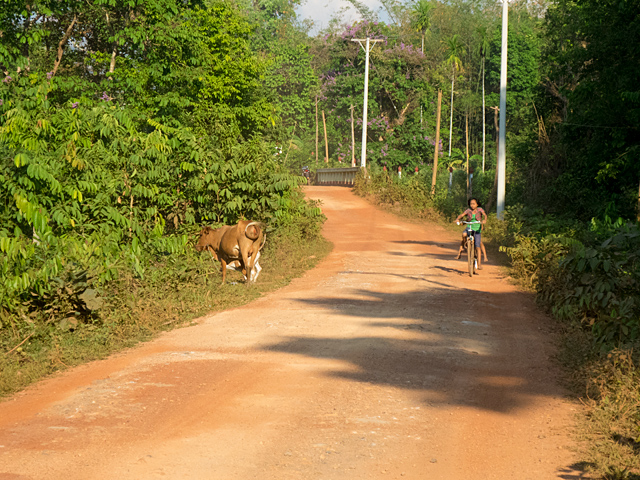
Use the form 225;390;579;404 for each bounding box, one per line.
542;0;640;217
474;26;491;172
411;0;434;53
445;34;465;157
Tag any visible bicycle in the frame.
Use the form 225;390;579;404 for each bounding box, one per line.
457;220;481;277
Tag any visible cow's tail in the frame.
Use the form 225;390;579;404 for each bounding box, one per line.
244;221;263;241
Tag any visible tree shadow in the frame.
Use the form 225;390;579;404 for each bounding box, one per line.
262;286;565;414
386;250;459;261
557;462;596;479
392;239;455;248
338;270;454;288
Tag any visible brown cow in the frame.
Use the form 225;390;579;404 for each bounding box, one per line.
195;221;266;284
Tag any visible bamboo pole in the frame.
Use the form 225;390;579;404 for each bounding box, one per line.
482;57;486;172
431;90;442;195
322;110;329;163
315;96;319;165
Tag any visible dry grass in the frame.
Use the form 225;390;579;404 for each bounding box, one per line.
572;349;640;480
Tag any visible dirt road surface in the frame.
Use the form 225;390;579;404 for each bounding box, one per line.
0;187;583;480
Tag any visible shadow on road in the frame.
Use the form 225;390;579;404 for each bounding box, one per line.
557;462;597;479
338;270;455;288
392;239;454;248
261;285;562;415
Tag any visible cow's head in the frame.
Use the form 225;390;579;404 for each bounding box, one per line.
195;226;217;253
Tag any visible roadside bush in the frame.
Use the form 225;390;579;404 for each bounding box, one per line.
0;78;326;395
501;216;640;347
541;223;640;346
354;167;443;217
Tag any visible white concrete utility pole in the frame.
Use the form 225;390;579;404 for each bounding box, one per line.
352;37;382;169
497;0;509;219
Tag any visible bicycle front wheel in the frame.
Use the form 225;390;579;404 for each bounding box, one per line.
467;238;475;277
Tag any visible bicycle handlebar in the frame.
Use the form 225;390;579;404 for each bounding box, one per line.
457;220;481;225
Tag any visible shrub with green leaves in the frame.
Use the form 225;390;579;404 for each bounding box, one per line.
0;78;321;330
539;223;640;345
501;216;640;347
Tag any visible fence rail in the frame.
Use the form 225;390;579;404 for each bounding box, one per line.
315;167;360;186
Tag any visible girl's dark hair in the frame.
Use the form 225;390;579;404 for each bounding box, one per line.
468;197;480;207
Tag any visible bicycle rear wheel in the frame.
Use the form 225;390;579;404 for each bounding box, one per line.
467;238;475;277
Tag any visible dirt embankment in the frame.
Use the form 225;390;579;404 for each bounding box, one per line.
0;187;583;479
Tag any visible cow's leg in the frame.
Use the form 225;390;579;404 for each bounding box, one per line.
220;259;228;284
241;249;253;285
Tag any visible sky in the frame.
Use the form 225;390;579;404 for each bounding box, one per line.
296;0;392;35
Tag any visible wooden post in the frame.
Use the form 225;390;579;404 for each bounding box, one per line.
322;110;329;163
315;96;319;165
350;104;356;167
466;112;469;196
431;90;442;195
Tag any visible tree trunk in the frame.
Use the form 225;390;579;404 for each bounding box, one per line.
448;73;454;157
106;11;116;79
51;14;77;77
431;90;442;195
637;177;640;222
350;104;356;167
322;110;329;163
482;56;486;172
109;46;117;77
465;112;469;196
315;96;319;165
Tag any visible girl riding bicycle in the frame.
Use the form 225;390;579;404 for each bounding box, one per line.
454;198;488;270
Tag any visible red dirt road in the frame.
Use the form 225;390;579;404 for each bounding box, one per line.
0;187;583;479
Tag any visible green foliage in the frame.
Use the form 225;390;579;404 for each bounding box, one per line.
246;0;317;134
411;0;434;44
501;217;640;347
0;74;321;335
541;223;640;346
539;0;640;218
0;0;273;138
308;19;440;171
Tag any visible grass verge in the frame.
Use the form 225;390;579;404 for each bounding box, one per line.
0;231;332;397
